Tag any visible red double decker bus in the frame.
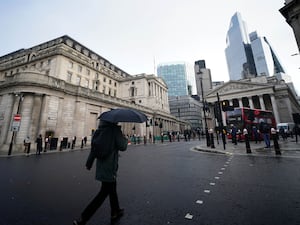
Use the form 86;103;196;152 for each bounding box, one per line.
226;107;276;140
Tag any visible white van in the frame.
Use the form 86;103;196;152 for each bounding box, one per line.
276;122;295;136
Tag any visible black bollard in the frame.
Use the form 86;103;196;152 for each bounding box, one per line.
271;128;281;155
243;128;251;153
209;129;215;149
222;129;226;150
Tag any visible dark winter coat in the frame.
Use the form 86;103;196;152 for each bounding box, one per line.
86;121;128;182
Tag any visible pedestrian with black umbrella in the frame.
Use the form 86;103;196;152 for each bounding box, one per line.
73;108;147;225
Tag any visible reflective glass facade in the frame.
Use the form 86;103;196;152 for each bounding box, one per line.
225;12;285;80
225;12;256;80
157;62;196;97
250;32;285;76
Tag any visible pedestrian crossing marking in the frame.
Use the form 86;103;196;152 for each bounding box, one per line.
185;213;193;220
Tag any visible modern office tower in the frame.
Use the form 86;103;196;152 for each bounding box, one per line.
168;95;202;130
157;62;197;97
225;12;257;80
250;31;285;76
194;60;212;100
225;12;286;81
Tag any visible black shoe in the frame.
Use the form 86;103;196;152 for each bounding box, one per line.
73;219;86;225
111;209;124;222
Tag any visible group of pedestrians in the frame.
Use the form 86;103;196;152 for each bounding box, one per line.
229;119;298;149
23;134;89;156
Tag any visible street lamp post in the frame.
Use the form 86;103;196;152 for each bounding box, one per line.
217;92;226;150
198;71;210;147
8;93;24;156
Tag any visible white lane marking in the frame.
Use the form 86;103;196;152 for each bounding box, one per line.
210;182;216;186
204;189;211;193
196;200;204;204
215;176;220;179
221;167;225;170
185;213;193;220
218;171;223;175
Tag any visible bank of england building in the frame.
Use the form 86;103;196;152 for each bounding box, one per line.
0;36;185;153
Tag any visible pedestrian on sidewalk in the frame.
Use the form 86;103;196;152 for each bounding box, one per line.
259;119;271;148
73;120;128;225
230;124;237;145
252;126;259;144
36;134;43;155
24;136;31;156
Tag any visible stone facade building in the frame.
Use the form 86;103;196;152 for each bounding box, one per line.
205;76;300;129
168;95;202;130
0;35;184;153
280;0;300;53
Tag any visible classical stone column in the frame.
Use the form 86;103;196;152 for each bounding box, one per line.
270;95;280;124
238;98;243;108
259;95;266;110
249;97;254;109
3;94;16;145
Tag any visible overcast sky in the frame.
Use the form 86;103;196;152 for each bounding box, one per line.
1;0;299;93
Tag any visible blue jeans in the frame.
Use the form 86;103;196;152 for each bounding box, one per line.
263;133;270;148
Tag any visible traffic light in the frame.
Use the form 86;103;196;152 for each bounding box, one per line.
221;101;228;111
214;102;222;122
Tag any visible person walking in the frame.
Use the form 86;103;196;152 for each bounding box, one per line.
231;125;237;145
259;119;271;148
252;126;259;143
36;134;43;155
24;136;31;156
73;120;128;225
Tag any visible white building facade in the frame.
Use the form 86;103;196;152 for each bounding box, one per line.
0;36;184;152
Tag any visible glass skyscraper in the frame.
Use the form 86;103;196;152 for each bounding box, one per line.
225;12;285;80
250;31;285;76
225;12;256;80
157;62;197;97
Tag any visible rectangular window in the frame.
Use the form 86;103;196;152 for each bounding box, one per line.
67;71;72;82
85;78;89;88
78;65;82;73
69;61;73;68
76;76;81;85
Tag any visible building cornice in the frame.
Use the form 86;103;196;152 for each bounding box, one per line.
0;35;131;79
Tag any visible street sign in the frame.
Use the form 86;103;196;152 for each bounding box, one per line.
11;114;21;131
14;114;21;121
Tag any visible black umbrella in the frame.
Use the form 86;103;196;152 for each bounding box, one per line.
98;108;147;123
